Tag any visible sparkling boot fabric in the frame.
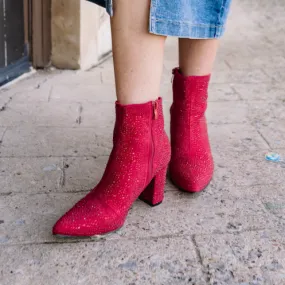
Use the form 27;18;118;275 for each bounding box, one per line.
53;98;170;237
169;68;214;192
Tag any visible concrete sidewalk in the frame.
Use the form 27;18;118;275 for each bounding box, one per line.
1;0;285;284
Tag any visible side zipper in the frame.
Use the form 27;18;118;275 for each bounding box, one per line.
147;100;158;184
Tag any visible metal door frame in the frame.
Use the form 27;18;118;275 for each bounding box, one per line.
0;0;30;86
30;0;51;68
0;0;51;86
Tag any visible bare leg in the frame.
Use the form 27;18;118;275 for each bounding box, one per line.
111;0;166;104
179;39;219;76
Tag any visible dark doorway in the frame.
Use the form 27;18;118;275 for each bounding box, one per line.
0;0;30;86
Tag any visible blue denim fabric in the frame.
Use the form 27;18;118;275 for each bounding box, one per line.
88;0;231;38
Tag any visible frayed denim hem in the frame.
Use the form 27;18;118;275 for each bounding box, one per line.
89;0;230;39
149;19;225;39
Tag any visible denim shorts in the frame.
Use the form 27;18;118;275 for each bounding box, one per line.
88;0;232;39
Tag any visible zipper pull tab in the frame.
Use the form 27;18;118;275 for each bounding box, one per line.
153;101;158;120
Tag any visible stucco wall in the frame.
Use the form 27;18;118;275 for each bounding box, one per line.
51;0;111;70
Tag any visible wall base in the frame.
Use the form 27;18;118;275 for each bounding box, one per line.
51;0;111;70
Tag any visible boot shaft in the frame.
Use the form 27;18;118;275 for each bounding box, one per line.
171;68;211;154
170;68;214;192
101;98;170;209
113;98;170;179
172;68;211;116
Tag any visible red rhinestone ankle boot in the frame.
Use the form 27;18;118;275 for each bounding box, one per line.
53;98;170;237
169;68;214;192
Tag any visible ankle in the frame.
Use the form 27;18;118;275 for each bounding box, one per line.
117;97;159;106
175;67;211;78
